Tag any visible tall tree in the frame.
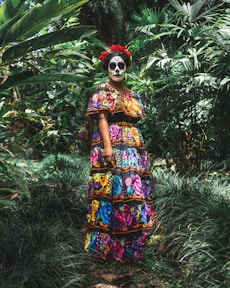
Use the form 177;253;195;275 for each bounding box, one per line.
79;0;168;44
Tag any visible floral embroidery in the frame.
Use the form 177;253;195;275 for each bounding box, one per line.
85;83;156;263
85;232;111;257
97;201;113;226
91;172;113;195
106;92;116;110
131;175;142;196
113;239;125;261
87;84;145;120
114;204;133;231
109;125;122;141
112;175;122;196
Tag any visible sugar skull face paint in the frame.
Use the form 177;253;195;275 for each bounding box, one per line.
108;56;126;82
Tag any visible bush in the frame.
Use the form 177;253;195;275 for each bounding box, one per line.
154;171;230;288
0;154;92;288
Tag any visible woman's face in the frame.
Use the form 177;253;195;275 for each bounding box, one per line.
108;55;126;82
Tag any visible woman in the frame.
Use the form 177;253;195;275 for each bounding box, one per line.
84;44;156;263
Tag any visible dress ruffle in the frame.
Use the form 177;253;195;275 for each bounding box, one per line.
84;83;156;263
86;83;145;120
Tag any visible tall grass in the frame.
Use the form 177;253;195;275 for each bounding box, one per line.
153;171;230;288
0;154;92;288
1;154;229;287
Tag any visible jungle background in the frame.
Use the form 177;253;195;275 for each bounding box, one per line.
0;0;229;287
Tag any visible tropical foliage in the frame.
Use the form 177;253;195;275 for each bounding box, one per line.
0;0;95;157
0;154;92;288
0;0;230;287
154;169;230;287
1;154;229;287
130;0;230;173
0;0;94;88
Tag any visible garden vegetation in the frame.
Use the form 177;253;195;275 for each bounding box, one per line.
0;0;229;287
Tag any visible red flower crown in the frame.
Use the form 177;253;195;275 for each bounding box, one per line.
99;44;132;62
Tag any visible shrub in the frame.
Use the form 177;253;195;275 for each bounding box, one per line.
0;154;92;288
154;171;230;288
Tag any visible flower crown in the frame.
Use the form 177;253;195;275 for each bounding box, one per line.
99;44;132;62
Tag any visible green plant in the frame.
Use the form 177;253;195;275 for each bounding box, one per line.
0;0;94;88
0;154;92;288
0;215;91;287
0;0;96;156
131;1;230;173
0;151;31;214
153;170;230;287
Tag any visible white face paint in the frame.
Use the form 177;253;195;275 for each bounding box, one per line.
108;56;126;82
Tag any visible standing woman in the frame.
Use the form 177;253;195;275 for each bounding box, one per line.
84;44;156;263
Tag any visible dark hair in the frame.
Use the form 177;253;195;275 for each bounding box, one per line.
102;51;131;70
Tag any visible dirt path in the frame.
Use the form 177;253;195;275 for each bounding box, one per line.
89;262;164;288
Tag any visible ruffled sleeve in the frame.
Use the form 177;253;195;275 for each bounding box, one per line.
86;83;120;121
86;83;145;121
125;93;146;119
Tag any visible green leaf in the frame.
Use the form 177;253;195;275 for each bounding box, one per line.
0;0;24;25
0;1;26;43
19;73;89;84
0;72;89;91
3;0;89;44
220;77;230;86
170;0;206;23
0;71;34;89
2;26;95;62
189;0;206;22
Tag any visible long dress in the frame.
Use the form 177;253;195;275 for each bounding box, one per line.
84;82;156;263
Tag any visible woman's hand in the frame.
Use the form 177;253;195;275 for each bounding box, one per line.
103;146;114;162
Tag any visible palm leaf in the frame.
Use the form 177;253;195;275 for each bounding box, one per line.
188;0;207;22
0;72;89;90
170;0;206;23
19;73;89;84
0;0;24;25
3;0;89;44
2;26;95;62
133;5;165;35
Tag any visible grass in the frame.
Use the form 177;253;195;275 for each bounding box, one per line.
0;154;229;287
153;170;230;288
0;154;92;288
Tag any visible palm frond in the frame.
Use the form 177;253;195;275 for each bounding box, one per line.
170;0;207;23
132;4;165;35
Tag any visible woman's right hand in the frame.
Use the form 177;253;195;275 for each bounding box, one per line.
103;146;114;163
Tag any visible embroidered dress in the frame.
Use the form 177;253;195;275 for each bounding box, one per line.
84;83;156;263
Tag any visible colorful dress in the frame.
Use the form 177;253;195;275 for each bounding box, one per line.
84;82;156;263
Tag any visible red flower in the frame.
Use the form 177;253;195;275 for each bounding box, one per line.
99;50;109;62
99;44;132;62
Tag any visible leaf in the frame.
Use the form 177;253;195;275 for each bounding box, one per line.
0;157;31;201
0;72;89;91
3;0;89;44
2;26;96;62
0;0;24;25
170;0;206;23
189;0;206;22
19;73;89;84
0;71;34;89
220;77;230;86
146;56;160;70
